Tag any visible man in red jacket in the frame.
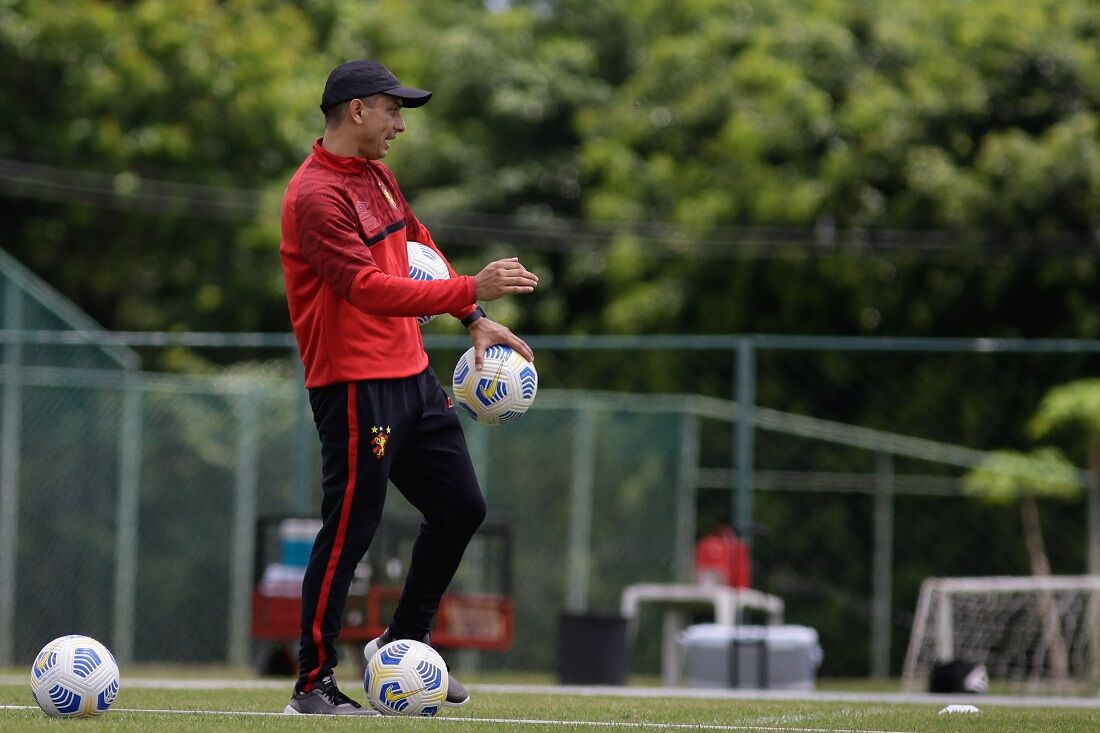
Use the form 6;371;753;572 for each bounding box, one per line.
280;59;538;716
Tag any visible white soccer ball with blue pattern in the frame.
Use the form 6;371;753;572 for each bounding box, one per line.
30;635;120;718
407;241;450;325
452;345;538;425
363;639;447;716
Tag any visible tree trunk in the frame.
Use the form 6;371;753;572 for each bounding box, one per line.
1020;496;1070;684
1088;442;1100;683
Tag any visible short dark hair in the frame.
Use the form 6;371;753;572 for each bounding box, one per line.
323;97;378;129
323;102;348;129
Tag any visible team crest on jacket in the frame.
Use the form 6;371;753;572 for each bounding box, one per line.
355;200;380;231
370;425;392;459
378;182;398;209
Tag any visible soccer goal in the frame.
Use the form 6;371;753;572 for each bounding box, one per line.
901;576;1100;694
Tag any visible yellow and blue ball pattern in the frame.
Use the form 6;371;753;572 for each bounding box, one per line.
407;241;450;326
452;344;538;425
30;635;120;718
364;640;447;716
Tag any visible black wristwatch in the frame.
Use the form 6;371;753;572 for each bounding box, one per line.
461;305;486;328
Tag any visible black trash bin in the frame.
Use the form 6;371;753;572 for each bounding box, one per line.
557;612;631;685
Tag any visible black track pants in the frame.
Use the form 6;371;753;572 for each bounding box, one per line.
296;368;486;692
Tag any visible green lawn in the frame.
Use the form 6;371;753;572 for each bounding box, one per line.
3;682;1100;732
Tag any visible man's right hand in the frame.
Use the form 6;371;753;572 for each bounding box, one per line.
467;318;534;369
474;257;538;301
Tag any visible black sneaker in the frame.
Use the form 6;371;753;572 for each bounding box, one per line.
283;675;379;716
364;628;470;707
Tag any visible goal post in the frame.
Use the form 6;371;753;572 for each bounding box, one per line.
902;576;1100;694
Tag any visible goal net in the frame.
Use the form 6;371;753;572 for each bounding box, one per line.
902;576;1100;694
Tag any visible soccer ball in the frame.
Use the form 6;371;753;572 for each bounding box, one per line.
363;639;447;716
452;345;538;425
30;635;120;718
407;240;450;325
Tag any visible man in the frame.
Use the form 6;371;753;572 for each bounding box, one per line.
280;59;538;715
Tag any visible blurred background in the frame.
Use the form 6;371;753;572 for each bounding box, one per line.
1;0;1100;689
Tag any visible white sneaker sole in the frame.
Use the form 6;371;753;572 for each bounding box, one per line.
282;703;380;716
362;642;380;664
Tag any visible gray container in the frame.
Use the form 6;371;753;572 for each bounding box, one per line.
679;624;823;690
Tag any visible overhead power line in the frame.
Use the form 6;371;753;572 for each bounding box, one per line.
0;158;261;222
0;157;1097;259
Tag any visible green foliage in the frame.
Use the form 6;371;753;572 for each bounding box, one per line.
965;448;1081;505
1029;378;1100;440
576;0;1100;230
2;0;1100;339
562;0;1100;337
0;0;321;333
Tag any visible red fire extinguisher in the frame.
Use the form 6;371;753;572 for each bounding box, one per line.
694;525;751;588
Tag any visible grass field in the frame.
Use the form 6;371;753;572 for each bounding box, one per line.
3;676;1100;732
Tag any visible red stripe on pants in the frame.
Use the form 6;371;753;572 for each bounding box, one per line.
303;382;358;691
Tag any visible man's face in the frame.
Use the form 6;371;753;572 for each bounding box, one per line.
351;94;405;160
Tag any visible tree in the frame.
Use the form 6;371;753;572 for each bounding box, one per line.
0;0;323;332
1030;379;1100;574
1029;378;1100;682
4;0;1100;341
965;448;1080;681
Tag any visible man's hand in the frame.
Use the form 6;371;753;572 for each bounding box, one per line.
468;318;533;370
474;258;538;301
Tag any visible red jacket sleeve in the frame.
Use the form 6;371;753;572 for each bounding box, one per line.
296;185;476;317
389;171;479;322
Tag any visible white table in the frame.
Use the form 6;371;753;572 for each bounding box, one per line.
620;583;785;686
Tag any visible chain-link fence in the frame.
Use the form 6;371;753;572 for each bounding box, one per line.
2;255;1100;683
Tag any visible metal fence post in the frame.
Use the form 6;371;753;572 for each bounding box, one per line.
466;422;489;496
229;387;259;667
0;282;22;667
872;451;895;679
112;377;141;665
1087;469;1100;682
676;413;700;583
293;355;311;514
1087;466;1100;576
565;408;596;613
465;421;490;565
458;422;490;674
734;338;756;544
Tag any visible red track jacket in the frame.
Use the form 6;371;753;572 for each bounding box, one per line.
281;141;477;387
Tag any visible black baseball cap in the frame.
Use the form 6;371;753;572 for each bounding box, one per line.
320;59;432;112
